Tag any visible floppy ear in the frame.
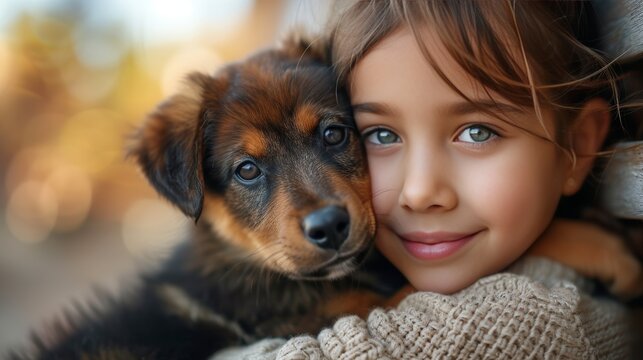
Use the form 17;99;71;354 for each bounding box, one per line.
130;73;215;220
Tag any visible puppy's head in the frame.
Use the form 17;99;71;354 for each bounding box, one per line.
131;38;375;280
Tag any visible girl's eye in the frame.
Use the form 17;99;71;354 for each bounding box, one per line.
456;125;497;143
363;128;400;145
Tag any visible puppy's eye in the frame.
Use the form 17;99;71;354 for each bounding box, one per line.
323;126;347;146
235;161;261;182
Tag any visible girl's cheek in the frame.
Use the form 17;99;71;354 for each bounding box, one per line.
368;157;398;216
465;155;563;233
472;172;527;224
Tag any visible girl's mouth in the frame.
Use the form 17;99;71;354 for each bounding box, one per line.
399;231;479;261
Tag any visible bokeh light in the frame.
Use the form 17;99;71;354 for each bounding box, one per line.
6;180;58;243
161;46;224;96
0;35;11;92
5;147;59;194
4;147;94;236
61;66;120;103
45;164;93;232
73;27;125;70
55;109;124;174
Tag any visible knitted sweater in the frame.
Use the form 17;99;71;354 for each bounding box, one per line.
212;257;632;359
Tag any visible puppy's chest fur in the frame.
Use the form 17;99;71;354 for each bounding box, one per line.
152;234;384;341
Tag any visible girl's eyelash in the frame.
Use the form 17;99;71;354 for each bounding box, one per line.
455;124;502;148
361;127;381;138
361;127;400;145
361;126;387;136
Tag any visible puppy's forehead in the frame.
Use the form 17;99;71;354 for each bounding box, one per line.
237;104;321;156
293;104;320;135
222;103;324;160
215;67;337;132
239;127;269;159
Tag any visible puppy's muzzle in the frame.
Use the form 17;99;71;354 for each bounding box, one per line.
302;205;350;250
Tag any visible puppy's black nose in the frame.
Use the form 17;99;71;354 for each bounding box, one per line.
302;206;350;250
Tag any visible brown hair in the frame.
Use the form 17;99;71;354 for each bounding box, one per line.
327;0;621;147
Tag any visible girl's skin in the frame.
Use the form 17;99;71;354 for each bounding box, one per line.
350;26;611;294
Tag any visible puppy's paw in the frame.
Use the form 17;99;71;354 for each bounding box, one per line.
529;219;643;300
606;252;643;300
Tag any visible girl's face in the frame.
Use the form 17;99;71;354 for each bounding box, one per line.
350;28;572;293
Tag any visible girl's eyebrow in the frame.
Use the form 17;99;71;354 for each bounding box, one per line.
353;99;525;124
352;102;394;116
447;100;523;116
352;100;524;118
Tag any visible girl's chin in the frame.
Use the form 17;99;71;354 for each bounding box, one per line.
406;273;478;294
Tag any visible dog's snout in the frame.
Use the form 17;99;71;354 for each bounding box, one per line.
302;206;350;250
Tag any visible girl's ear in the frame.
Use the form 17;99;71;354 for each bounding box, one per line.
563;98;611;195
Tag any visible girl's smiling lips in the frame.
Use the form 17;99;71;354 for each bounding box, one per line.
399;231;479;261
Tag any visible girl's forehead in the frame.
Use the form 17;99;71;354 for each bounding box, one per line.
351;26;522;107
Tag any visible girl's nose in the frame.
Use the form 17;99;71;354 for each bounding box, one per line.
398;150;457;212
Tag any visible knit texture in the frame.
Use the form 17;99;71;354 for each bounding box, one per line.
212;257;632;360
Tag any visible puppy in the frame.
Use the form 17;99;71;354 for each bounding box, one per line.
14;37;404;360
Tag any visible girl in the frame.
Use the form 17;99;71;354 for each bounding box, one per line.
215;1;639;358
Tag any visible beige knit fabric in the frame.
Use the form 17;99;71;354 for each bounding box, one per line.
212;257;632;360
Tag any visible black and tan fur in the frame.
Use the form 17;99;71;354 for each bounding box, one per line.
12;38;405;360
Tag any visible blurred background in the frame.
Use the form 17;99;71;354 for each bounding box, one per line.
0;0;333;351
